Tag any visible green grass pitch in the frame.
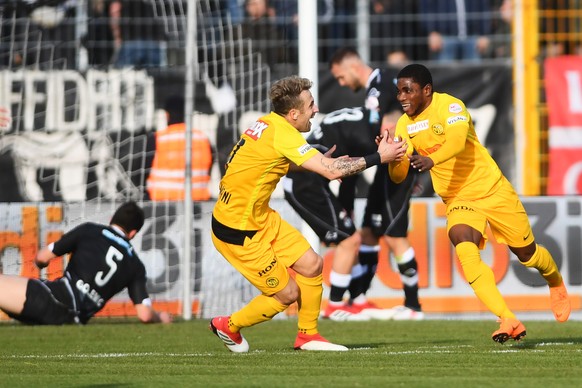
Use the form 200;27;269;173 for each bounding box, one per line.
1;318;581;387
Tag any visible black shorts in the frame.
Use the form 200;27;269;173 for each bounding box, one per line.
283;172;356;246
9;278;78;325
362;167;417;238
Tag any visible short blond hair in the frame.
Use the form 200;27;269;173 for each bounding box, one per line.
269;76;312;115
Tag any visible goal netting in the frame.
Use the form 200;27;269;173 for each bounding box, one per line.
0;0;274;320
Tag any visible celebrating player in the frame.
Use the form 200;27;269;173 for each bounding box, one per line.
388;64;571;343
209;75;407;352
0;201;172;325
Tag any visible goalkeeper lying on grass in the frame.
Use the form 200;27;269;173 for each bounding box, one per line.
0;201;172;325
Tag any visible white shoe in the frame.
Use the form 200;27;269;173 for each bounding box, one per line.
322;304;371;322
352;301;395;321
294;333;348;351
209;316;250;353
390;306;425;321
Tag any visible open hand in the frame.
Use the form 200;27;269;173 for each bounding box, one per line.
409;154;434;172
377;130;407;163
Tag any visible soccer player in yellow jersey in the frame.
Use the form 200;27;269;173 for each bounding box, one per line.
388;64;571;344
210;75;407;352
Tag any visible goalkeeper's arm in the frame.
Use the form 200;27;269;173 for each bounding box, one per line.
135;299;172;324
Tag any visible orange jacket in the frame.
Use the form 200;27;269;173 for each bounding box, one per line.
147;123;212;201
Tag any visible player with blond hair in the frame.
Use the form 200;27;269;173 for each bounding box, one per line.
210;75;407;352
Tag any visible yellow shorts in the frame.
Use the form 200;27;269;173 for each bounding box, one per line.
446;176;534;249
211;211;311;295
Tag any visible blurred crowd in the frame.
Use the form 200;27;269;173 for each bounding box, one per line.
0;0;580;70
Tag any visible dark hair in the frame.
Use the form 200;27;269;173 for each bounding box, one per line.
110;201;145;233
328;47;360;68
164;95;185;125
397;64;433;89
269;76;312;115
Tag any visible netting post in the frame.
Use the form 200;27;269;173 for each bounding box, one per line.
182;0;198;321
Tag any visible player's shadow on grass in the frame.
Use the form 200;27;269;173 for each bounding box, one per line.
510;337;582;349
348;338;468;348
80;385;133;388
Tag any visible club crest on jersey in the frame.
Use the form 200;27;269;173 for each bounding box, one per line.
407;119;429;135
432;123;444;135
449;103;462;113
244;120;268;140
298;143;313;155
266;277;279;288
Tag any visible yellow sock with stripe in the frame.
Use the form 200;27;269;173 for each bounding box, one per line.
522;244;562;287
295;273;323;335
456;242;515;319
229;294;288;332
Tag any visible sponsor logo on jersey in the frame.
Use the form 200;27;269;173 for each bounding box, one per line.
446;205;476;215
298;143;313;155
446;115;468;125
76;279;105;307
449;103;462;113
325;231;338;241
258;258;277;277
407;120;429;135
102;229;133;256
244;120;268;140
432;123;444;135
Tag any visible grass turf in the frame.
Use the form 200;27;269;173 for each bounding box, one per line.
0;318;581;387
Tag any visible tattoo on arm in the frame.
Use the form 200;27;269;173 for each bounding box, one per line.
321;157;367;177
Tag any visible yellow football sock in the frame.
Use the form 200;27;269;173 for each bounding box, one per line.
295;273;323;335
522;244;563;287
230;294;288;332
456;242;515;319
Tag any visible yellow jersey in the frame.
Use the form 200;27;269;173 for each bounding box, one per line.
213;112;319;231
394;92;502;203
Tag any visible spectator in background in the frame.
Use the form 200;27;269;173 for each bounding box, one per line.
1;0;78;69
489;0;513;59
319;0;355;63
109;0;168;68
270;0;337;64
82;0;115;68
241;0;285;66
370;0;428;63
147;95;213;201
419;0;492;62
269;0;299;63
226;0;245;25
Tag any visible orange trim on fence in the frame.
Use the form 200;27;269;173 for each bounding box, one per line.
94;300;200;318
329;294;582;313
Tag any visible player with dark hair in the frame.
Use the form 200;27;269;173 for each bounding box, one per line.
328;47;423;320
389;63;571;343
0;201;172;325
209;75;407;352
284;107;371;321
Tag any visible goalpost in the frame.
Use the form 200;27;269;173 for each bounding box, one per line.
0;0;273;321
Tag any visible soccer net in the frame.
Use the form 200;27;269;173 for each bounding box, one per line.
0;0;272;320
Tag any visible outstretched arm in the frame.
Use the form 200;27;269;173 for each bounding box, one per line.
301;131;406;180
35;246;58;269
135;301;172;324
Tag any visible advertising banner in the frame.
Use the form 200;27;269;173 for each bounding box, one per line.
1;198;580;321
545;56;582;195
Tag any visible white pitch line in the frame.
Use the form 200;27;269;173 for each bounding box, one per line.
2;342;578;360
